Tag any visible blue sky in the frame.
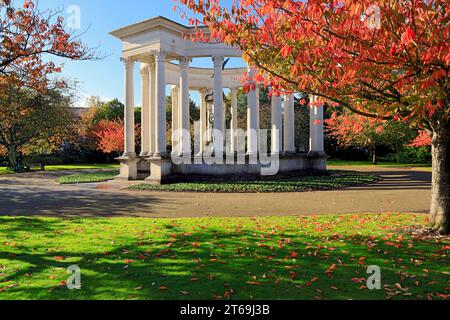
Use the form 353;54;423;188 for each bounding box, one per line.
38;0;243;107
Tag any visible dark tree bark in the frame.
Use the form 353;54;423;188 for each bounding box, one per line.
430;121;450;234
7;144;17;169
371;146;377;165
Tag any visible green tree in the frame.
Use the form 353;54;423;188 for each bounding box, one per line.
0;85;75;169
91;99;125;124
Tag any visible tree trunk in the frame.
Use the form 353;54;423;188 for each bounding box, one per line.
8;145;18;170
371;147;377;165
430;123;450;235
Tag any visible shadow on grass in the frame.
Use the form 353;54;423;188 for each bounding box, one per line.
0;187;167;218
0;217;447;300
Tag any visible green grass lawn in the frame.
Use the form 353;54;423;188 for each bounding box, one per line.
57;170;119;184
0;167;13;175
0;164;119;176
130;171;379;193
45;164;119;171
0;214;448;300
328;159;432;170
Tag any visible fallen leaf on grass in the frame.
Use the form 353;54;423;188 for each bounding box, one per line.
0;283;18;292
123;259;135;265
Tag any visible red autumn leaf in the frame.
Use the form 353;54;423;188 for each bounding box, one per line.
280;45;292;58
123;259;135;264
401;27;415;44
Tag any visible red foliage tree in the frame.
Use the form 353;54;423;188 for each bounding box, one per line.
92;119;141;161
92;119;124;155
0;0;95;90
409;130;432;147
177;0;450;234
326;112;415;164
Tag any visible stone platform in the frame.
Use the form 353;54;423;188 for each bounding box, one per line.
117;153;328;183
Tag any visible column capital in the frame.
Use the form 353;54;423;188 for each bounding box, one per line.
139;63;150;77
121;57;135;68
170;84;179;93
152;50;167;62
212;55;225;67
179;57;191;68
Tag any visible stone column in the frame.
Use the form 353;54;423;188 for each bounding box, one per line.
230;87;238;153
140;63;150;157
246;68;258;156
154;51;167;158
309;95;325;154
256;86;261;152
171;85;180;156
212;56;224;154
199;89;207;153
206;100;212;143
283;94;296;155
179;57;191;155
271;94;283;155
122;57;136;157
149;62;156;157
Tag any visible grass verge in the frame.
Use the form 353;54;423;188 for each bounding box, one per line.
57;170;119;184
0;214;448;300
0;164;119;176
328;159;432;170
129;171;379;193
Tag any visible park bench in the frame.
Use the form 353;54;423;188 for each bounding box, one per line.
23;162;46;172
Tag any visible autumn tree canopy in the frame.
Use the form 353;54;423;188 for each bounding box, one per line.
1;0;97;168
178;0;448;124
0;0;95;90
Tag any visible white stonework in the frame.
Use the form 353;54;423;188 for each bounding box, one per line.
110;17;327;183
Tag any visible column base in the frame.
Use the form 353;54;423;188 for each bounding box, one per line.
115;155;139;180
145;157;173;185
283;151;297;157
151;152;170;160
307;151;329;171
308;150;327;157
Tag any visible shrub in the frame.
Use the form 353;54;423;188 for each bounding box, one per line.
388;146;432;164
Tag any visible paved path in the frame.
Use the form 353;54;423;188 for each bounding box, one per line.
0;167;431;218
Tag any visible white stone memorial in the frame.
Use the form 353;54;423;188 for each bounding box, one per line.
110;17;327;184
